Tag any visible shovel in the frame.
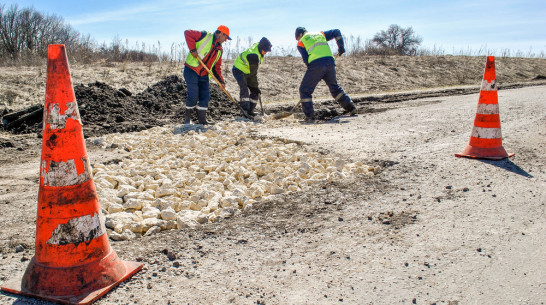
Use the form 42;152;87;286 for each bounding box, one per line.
258;94;266;116
271;99;302;120
272;54;340;120
195;55;252;119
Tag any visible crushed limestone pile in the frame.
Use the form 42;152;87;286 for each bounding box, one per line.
92;120;376;241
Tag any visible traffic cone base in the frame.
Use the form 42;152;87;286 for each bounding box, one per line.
1;45;142;304
1;259;142;305
455;56;513;160
455;147;514;160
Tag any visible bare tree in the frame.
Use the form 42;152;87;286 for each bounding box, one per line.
372;24;422;55
0;4;178;65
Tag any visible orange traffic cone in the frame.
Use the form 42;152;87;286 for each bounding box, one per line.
455;56;514;160
1;45;142;304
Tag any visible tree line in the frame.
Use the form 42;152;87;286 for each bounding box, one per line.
0;4;160;65
0;4;427;66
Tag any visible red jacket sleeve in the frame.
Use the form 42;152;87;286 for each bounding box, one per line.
184;30;205;51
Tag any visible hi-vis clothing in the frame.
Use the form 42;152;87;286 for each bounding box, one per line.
297;29;343;68
299;32;333;63
183;29;225;110
234;43;263;74
296;29;355;118
185;32;221;70
184;30;224;83
232;42;265;112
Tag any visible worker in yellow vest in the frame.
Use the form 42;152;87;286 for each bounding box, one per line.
183;25;231;125
295;27;356;123
232;37;272;116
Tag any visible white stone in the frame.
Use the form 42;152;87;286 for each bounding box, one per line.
220;196;239;208
117;185;137;198
105;212;137;233
161;207;177;221
144;225;162;237
107;203;124;213
176;210;204;228
157;187;177;198
142;206;161;219
120;229;137;241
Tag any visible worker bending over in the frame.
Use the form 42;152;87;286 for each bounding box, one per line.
183;25;231;125
232;37;272;116
295;27;356;123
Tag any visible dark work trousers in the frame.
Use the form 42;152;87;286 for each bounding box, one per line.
184;66;210;110
299;63;352;118
232;66;259;111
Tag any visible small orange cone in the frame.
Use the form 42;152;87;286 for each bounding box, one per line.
1;45;142;305
455;56;514;160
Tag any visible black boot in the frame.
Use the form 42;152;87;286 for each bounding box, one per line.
248;102;257;117
239;101;251;117
184;108;192;124
338;96;357;116
239;101;249;112
197;109;214;125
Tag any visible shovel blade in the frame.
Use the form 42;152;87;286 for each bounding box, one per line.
272;111;294;120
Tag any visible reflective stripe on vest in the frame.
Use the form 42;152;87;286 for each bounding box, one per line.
185;32;222;69
301;32;333;63
233;43;263;74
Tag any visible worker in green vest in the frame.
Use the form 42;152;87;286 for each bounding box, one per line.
232;37;272;116
183;25;231;125
295;27;356;123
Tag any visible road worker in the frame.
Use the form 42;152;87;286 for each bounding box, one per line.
183;25;231;125
232;37;272;116
295;27;356;123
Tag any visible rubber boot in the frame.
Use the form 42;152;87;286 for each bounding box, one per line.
239;101;249;112
239;101;250;118
248;102;257;117
184;108;192;124
338;96;357;116
303;114;315;124
197;109;214;125
302;100;314;119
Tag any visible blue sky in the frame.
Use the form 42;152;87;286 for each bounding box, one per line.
4;0;546;55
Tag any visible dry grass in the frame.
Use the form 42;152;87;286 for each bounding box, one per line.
1;56;545;111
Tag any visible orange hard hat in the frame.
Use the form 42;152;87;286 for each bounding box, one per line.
217;25;232;40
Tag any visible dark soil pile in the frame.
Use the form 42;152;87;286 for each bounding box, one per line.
2;75;243;137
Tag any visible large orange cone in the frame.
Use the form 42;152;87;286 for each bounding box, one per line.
1;45;142;304
455;56;514;160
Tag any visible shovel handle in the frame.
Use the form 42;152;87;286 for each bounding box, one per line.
258;94;266;116
195;55;252;119
195;55;238;105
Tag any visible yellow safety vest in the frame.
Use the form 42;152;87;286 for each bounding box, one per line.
233;43;263;74
301;32;333;63
185;32;222;69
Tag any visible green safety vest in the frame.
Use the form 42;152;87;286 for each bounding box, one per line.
233;43;263;74
301;32;333;63
185;32;222;69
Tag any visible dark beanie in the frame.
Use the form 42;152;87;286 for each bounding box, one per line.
295;27;307;39
259;37;272;52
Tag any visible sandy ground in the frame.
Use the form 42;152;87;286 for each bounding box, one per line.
2;56;546;111
0;80;544;304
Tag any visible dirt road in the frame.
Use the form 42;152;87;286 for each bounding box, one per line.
0;85;544;304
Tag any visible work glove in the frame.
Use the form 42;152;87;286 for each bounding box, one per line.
338;47;345;56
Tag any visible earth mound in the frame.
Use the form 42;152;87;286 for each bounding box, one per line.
2;75;243;137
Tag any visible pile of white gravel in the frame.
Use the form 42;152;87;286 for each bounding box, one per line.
91;119;376;240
